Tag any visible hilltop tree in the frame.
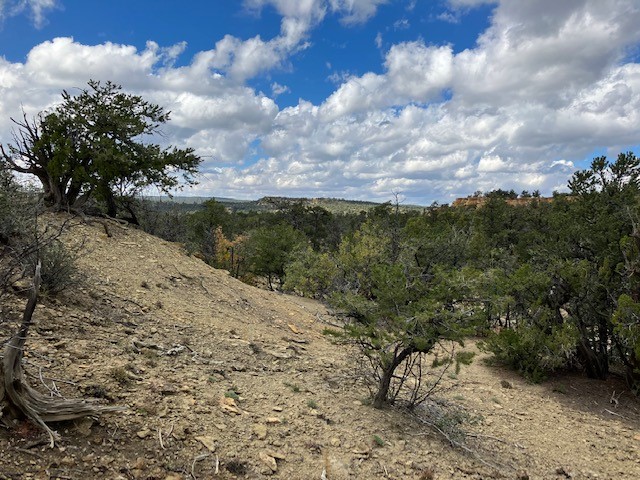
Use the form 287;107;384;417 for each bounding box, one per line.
0;80;201;219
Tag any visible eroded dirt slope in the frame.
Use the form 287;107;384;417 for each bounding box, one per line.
0;217;639;479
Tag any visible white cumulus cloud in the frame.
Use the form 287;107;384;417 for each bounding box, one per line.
0;0;58;27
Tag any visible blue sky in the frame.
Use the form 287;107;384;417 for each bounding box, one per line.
1;0;639;204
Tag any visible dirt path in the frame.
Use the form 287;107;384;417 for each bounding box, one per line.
0;217;638;479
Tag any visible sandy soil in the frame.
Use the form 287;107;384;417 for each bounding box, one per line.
0;217;638;479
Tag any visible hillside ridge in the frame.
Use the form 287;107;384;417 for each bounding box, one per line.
0;216;638;479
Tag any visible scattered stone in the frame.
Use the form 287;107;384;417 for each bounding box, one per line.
265;349;292;359
165;345;186;356
273;406;283;412
288;324;301;334
172;425;190;440
136;429;151;439
266;417;282;424
556;466;574;478
330;437;341;447
195;436;217;452
259;451;278;472
289;337;309;344
500;380;513;389
352;446;371;458
254;424;268;440
265;449;286;460
160;383;178;396
220;397;242;415
74;418;93;437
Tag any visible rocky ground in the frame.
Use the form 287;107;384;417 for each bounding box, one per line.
0;216;639;479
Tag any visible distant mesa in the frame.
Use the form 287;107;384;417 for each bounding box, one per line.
451;195;558;208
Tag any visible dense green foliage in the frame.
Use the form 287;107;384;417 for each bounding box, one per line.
138;152;640;403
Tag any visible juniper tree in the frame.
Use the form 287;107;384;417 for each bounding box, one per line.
0;80;201;219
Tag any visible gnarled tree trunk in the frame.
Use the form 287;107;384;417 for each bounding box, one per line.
0;263;122;447
373;345;416;409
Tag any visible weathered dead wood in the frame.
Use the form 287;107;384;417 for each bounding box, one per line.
1;262;123;447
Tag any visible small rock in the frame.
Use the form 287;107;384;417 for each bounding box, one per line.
266;417;281;424
220;397;242;415
136;429;151;439
352;445;371;457
133;457;146;470
172;425;189;440
160;383;178;395
330;437;341;447
74;418;93;437
195;436;217;452
272;406;283;412
265;449;286;460
254;424;268;440
500;380;513;389
556;466;573;478
259;451;278;472
287;324;301;334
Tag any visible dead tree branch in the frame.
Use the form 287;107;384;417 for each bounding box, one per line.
1;262;123;447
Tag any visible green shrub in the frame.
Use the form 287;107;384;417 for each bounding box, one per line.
26;239;79;295
481;323;578;383
283;245;338;298
224;390;240;401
